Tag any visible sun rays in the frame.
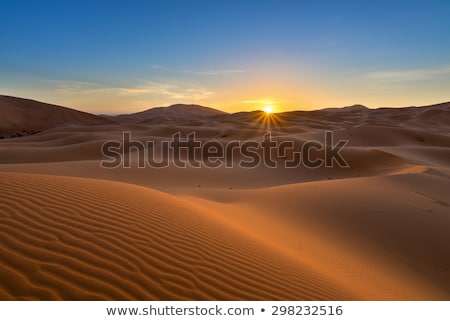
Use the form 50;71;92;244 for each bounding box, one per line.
249;106;284;132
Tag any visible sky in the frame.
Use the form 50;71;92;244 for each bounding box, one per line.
1;0;449;114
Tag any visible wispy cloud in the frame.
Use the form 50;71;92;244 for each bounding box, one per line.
45;79;213;101
367;65;450;81
182;69;245;76
150;65;245;76
150;65;167;70
44;80;101;93
117;82;213;100
242;99;280;105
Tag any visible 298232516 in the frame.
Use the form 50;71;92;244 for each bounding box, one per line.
272;305;343;316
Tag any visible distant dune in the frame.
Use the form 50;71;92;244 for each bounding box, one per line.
0;96;449;300
107;104;228;124
0;95;113;137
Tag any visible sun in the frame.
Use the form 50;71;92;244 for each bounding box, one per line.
251;103;283;130
263;105;274;114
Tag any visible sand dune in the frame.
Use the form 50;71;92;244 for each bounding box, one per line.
108;104;228;124
0;95;113;137
194;172;450;299
0;172;354;300
0;96;449;300
1;168;448;300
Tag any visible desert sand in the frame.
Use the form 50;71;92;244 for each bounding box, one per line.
0;95;449;300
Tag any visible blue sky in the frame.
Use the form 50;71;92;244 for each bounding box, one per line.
1;0;449;113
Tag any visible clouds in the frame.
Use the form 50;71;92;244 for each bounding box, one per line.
115;82;213;100
35;65;246;111
47;79;213;101
37;64;246;111
367;65;450;82
182;69;245;76
242;99;281;105
151;64;246;76
22;79;214;113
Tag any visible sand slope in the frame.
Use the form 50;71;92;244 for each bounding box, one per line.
0;172;355;300
188;171;450;300
0;95;113;137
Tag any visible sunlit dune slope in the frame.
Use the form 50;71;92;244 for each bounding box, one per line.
0;171;354;300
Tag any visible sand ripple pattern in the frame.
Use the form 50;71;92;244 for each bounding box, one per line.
0;172;350;300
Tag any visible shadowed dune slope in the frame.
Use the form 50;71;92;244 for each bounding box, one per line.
0;95;113;136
